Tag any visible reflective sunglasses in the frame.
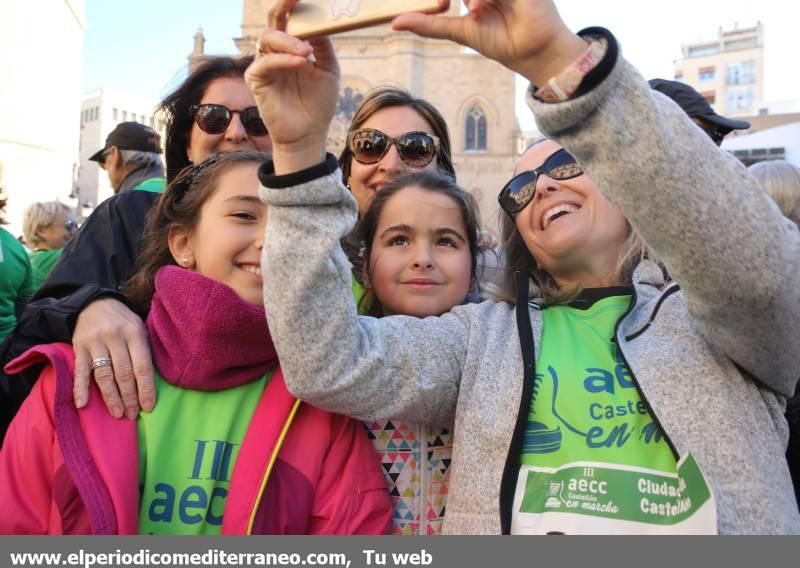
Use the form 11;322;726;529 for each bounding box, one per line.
65;218;77;233
498;148;584;217
348;128;440;168
189;104;268;137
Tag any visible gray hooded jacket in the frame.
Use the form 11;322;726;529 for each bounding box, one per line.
260;32;800;534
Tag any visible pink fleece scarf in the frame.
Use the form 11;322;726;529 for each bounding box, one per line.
146;265;277;391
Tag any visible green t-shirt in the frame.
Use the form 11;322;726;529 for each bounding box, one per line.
512;292;716;534
137;370;271;535
0;228;33;342
29;249;62;290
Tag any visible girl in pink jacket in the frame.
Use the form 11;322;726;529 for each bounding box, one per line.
0;151;392;535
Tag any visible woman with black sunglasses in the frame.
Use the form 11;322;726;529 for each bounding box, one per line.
0;55;272;436
251;0;800;534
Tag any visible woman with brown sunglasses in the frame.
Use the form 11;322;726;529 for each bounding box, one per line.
338;86;455;214
251;0;800;534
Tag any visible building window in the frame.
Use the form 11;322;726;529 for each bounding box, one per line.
674;71;683;81
465;107;487;151
732;148;785;167
113;108;118;121
698;67;715;82
725;86;755;113
122;110;128;121
688;45;719;57
726;60;756;86
95;107;99;120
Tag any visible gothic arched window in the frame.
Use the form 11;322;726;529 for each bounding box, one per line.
465;106;488;151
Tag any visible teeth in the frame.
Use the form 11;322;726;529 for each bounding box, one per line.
543;204;579;229
241;265;262;276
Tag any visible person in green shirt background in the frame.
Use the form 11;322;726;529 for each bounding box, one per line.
0;190;34;342
22;201;77;290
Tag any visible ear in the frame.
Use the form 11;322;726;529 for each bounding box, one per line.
168;225;195;269
108;146;122;168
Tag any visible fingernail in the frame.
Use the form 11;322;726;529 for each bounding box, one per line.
111;406;123;419
75;396;86;408
125;407;139;421
141;398;154;411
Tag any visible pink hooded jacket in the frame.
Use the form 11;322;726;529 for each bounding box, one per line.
0;268;392;535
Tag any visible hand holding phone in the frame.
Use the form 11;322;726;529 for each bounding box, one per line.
286;0;449;39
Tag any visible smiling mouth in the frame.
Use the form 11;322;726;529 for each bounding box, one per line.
541;204;581;230
239;264;262;276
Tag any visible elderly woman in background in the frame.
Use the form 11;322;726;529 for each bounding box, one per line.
748;160;800;228
22;202;77;289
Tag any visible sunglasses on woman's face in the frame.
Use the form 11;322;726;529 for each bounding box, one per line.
498;148;584;217
65;218;77;234
189;104;269;137
348;128;440;168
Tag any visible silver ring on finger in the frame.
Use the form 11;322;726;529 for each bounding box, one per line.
91;357;113;370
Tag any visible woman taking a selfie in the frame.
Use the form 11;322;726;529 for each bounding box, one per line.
250;0;800;534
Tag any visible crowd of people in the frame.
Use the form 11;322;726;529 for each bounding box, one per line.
0;0;798;535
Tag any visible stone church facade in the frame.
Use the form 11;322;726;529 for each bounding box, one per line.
236;1;520;233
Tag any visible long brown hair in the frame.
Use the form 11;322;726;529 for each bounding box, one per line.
348;171;480;317
338;86;456;183
124;150;268;312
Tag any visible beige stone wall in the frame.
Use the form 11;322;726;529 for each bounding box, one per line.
239;2;520;235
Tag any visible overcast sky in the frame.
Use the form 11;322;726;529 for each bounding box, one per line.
83;0;796;131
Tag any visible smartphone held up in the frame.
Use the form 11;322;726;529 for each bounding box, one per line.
285;0;449;39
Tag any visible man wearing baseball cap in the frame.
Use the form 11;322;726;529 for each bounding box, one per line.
89;122;166;194
649;78;751;146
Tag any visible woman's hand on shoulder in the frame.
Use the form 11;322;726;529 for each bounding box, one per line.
393;0;587;87
246;0;340;174
73;297;155;420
